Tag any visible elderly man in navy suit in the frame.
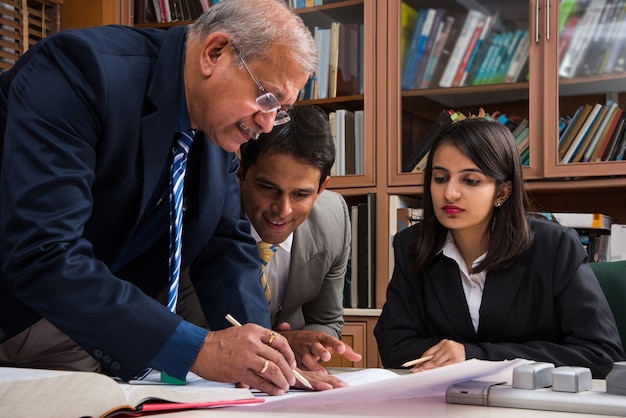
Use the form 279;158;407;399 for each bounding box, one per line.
0;0;319;395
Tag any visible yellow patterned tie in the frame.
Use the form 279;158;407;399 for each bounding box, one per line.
257;241;277;304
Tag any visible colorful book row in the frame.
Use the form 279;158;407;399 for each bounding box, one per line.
558;102;626;163
401;5;529;90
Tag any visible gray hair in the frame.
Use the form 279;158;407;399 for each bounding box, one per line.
187;0;317;75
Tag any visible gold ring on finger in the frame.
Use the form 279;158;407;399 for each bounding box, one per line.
268;330;276;345
259;359;270;374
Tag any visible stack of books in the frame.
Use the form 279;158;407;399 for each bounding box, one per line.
558;102;626;163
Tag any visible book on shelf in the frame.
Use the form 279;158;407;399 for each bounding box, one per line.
336;22;362;96
593;106;623;161
511;117;529;139
464;14;500;86
577;0;622;76
582;102;618;162
430;11;464;88
561;103;603;163
603;112;626;161
438;9;487;88
611;119;626;160
420;15;456;89
333;109;353;175
0;367;261;418
400;2;419;70
471;31;503;85
558;105;585;153
558;103;593;161
603;2;626;73
314;26;331;100
558;0;579;31
328;111;337;175
571;103;611;163
504;30;529;83
343;110;356;174
558;14;580;64
135;0;158;24
402;109;454;172
354;109;365;174
328;21;341;98
412;8;447;89
452;12;496;87
401;8;432;90
559;0;608;78
486;29;519;84
388;194;421;280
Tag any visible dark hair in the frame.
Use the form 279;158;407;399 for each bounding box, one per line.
239;105;335;192
413;117;534;273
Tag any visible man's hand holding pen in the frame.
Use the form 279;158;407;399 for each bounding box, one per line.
189;318;299;396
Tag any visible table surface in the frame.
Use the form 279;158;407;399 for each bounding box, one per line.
145;368;622;418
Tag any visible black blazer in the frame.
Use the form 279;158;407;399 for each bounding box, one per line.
374;217;625;378
0;25;269;379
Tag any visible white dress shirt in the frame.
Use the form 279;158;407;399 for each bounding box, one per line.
442;231;487;333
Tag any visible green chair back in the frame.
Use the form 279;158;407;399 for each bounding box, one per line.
589;261;626;350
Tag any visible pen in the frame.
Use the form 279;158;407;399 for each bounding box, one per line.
401;355;434;368
225;314;314;390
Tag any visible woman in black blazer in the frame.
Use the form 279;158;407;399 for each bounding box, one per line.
374;118;625;378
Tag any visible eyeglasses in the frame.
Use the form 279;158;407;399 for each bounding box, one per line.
233;45;290;126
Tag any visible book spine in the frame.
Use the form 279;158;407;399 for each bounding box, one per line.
438;10;485;88
420;16;455;89
412;9;446;89
504;31;530;83
401;9;428;90
596;108;624;161
451;16;486;87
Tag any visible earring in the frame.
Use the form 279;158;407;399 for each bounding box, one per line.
495;200;502;207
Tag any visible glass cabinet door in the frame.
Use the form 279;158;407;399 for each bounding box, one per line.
388;0;542;186
294;1;377;189
545;0;626;178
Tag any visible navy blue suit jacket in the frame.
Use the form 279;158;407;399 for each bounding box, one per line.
375;217;625;378
0;25;269;379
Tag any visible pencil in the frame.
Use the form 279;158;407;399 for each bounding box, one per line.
225;314;314;390
401;355;434;368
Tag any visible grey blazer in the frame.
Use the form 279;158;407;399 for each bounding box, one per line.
273;190;351;339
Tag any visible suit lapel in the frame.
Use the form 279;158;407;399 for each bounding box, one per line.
280;219;318;316
429;256;476;337
139;27;187;215
478;262;525;339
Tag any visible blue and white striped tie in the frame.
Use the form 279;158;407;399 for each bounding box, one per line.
132;130;195;382
167;129;195;313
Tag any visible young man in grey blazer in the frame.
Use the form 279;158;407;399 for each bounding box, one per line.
238;105;362;373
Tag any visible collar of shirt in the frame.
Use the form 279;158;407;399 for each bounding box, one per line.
442;231;487;333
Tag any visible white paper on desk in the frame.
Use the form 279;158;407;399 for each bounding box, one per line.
244;358;531;410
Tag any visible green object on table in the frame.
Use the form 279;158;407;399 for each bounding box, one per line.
160;372;186;385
